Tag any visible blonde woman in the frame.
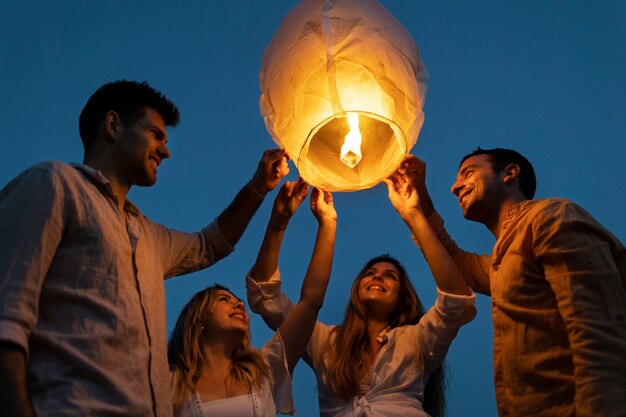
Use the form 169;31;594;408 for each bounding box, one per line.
168;179;337;417
247;170;476;417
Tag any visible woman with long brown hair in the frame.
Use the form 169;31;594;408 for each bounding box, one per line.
247;169;476;417
168;179;337;417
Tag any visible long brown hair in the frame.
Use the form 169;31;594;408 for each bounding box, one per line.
168;285;272;411
324;255;447;417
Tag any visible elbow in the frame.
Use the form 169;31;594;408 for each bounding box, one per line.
299;296;324;314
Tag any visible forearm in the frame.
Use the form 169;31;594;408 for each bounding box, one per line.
427;210;492;294
217;181;266;247
0;343;35;417
414;182;434;218
279;219;336;372
299;219;337;309
404;211;472;295
251;224;287;283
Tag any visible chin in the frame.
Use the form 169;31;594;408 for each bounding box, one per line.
136;175;157;187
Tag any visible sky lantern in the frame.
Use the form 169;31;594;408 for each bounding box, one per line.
260;0;428;192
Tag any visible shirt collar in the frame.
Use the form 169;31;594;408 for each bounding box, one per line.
501;199;538;231
375;326;392;344
70;163;141;216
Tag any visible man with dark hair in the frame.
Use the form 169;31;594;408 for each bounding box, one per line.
0;80;289;417
396;149;626;417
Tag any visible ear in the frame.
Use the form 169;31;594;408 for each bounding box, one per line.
104;111;122;141
502;163;520;184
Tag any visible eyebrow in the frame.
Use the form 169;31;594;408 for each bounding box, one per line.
458;163;478;178
367;268;399;276
217;291;242;302
142;121;166;140
153;127;166;141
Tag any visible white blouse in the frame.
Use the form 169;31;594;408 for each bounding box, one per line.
174;333;295;417
197;393;253;417
247;270;476;417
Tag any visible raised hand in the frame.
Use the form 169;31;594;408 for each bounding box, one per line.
383;172;422;221
250;148;290;195
393;154;434;216
269;178;309;229
398;154;427;190
310;188;337;224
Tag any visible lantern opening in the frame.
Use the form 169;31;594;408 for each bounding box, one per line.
297;111;407;192
340;113;363;168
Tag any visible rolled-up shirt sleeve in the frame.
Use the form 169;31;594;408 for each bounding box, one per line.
161;220;234;279
261;331;295;415
411;289;477;375
0;166;64;354
246;268;295;330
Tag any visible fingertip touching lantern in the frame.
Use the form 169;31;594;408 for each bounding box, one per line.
260;0;427;192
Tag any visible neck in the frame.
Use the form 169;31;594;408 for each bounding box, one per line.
365;318;388;341
201;341;236;378
488;195;528;238
83;151;130;211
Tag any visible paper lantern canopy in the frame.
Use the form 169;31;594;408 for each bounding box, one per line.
260;0;427;192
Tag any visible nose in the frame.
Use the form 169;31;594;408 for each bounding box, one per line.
234;300;245;310
158;143;171;160
451;179;463;196
372;274;383;283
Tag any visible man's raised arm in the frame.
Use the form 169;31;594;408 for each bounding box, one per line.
217;148;289;247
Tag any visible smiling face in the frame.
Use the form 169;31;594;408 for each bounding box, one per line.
450;154;507;224
204;289;249;337
357;261;402;321
114;106;171;187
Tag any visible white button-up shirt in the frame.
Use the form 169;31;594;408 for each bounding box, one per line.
247;270;476;417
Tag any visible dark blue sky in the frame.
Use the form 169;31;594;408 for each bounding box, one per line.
2;1;625;416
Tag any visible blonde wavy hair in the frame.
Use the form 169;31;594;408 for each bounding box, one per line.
324;255;447;417
168;285;272;411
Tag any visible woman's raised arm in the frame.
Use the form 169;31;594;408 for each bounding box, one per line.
277;188;337;373
384;174;472;296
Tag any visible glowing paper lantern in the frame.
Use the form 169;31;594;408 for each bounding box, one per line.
260;0;427;192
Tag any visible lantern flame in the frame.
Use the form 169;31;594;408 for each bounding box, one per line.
340;114;363;168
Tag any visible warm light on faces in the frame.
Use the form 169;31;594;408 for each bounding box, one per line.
116;107;170;187
451;154;505;222
204;290;248;335
358;262;402;315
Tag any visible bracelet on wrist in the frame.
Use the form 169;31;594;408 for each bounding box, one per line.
268;223;287;231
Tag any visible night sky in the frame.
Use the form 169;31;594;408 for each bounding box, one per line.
2;1;625;416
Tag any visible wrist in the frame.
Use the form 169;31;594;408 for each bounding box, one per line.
248;181;267;198
269;213;290;230
317;217;337;227
268;216;289;231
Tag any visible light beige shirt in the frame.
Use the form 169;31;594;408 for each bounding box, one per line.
0;161;234;417
431;198;626;417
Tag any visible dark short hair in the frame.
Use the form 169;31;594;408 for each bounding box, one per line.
461;147;536;199
79;80;180;150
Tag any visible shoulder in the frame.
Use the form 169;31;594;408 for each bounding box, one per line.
530;198;593;222
22;161;83;187
1;161;75;195
29;161;75;176
9;161;73;179
529;198;573;212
